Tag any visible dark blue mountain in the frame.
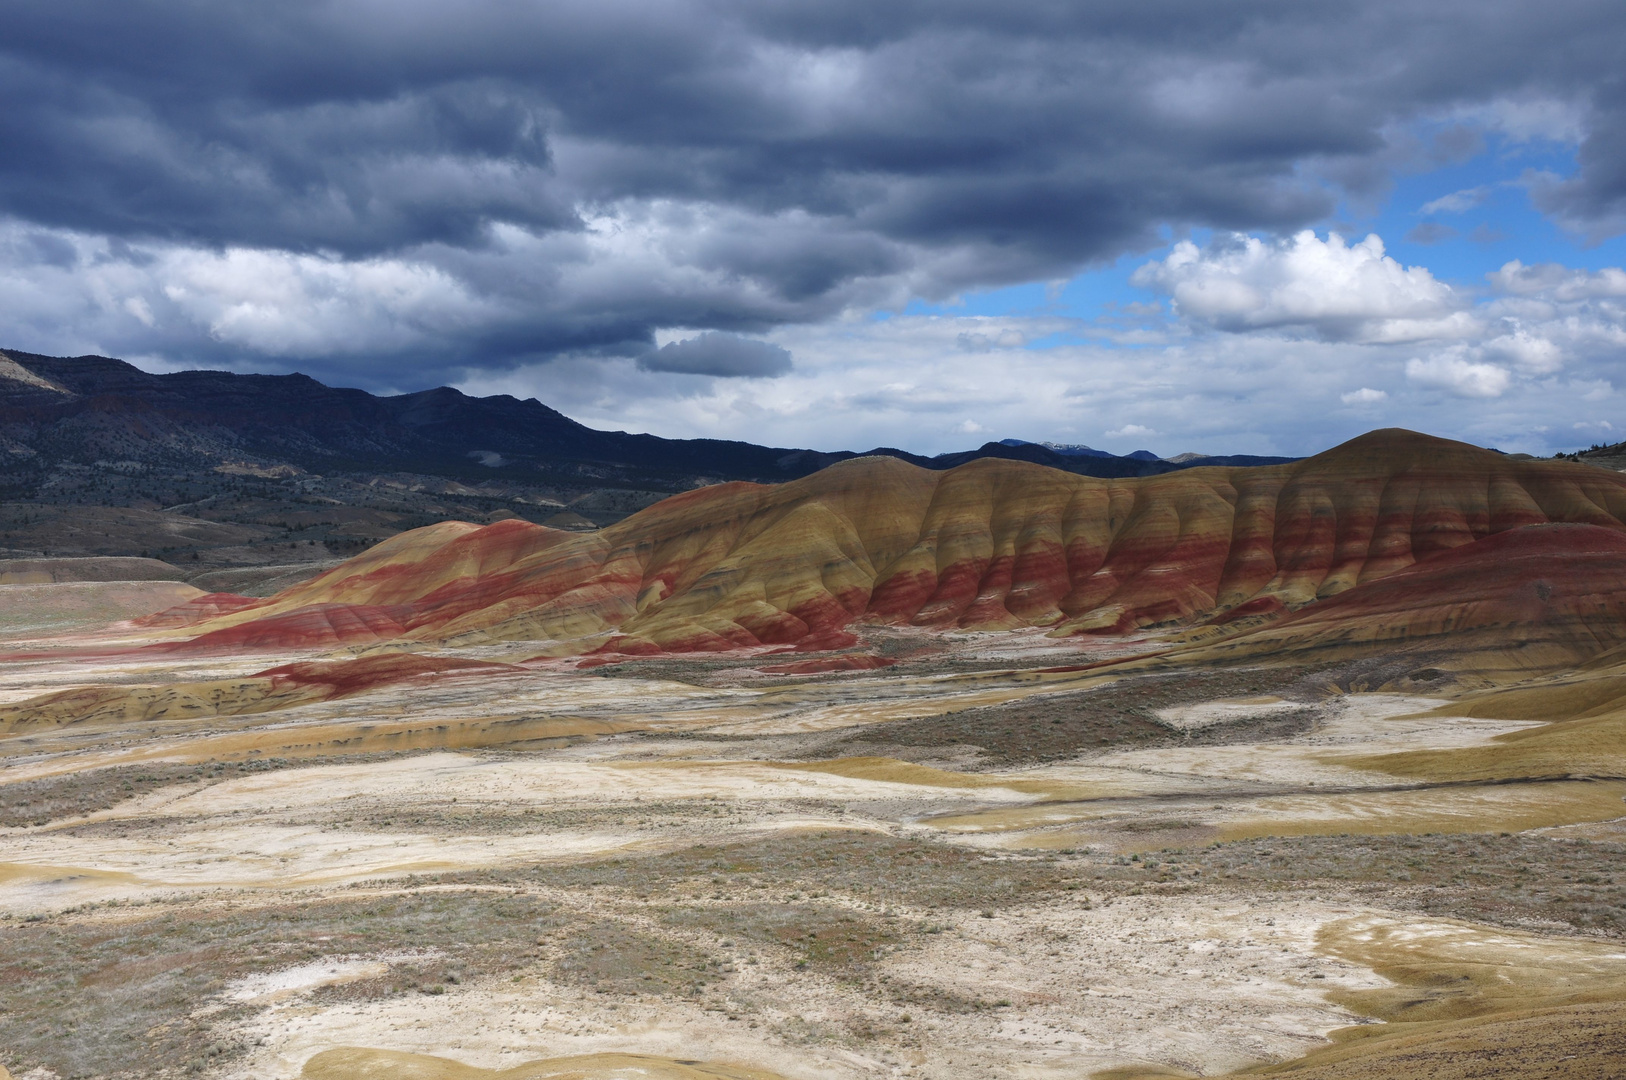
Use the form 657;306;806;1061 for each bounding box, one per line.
0;349;1298;492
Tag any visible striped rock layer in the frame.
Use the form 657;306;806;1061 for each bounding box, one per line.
1177;522;1626;678
155;429;1626;655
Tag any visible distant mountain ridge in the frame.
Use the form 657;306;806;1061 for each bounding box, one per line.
0;349;1297;495
997;438;1289;467
998;438;1120;459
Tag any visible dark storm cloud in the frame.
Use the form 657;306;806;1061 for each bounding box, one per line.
638;333;793;377
0;60;572;253
1;0;1624;384
1530;76;1626;239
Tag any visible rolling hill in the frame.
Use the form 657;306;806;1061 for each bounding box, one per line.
144;429;1626;664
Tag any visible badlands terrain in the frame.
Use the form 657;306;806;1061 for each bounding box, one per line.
1;428;1625;1079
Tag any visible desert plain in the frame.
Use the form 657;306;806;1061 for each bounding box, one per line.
2;430;1625;1080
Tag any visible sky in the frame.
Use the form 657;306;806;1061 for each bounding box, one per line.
3;2;1626;458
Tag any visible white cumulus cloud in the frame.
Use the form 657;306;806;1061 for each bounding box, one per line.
1341;387;1388;404
1482;328;1564;373
1406;350;1511;398
1132;231;1468;343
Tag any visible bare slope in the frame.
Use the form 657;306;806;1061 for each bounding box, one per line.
143;429;1626;658
1182;522;1626;678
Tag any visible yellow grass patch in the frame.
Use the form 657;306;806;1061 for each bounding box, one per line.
1229;915;1626;1078
1218;778;1626;840
1342;665;1626;782
301;1049;788;1080
1445;674;1626;722
1316;914;1626;1025
0;862;138;888
1091;1067;1199;1080
1238;1001;1626;1079
1348;712;1626;782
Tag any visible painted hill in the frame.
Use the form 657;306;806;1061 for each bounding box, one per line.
0;653;519;735
144;429;1626;659
1178;522;1626;679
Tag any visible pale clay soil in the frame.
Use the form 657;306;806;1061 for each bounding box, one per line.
2;627;1624;1079
211;897;1626;1080
220;892;1398;1080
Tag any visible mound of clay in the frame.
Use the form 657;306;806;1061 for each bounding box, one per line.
301;1048;787;1080
0;652;520;734
1258;1001;1626;1080
165;602;414;651
0;676;308;734
159;430;1626;657
134;591;261;628
1187;523;1626;678
256;653;520;699
0;580;205;638
0;556;185;584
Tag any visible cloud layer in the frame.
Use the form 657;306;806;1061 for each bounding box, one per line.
2;2;1625;461
2;1;1625;386
639;332;792;377
434;232;1626;459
